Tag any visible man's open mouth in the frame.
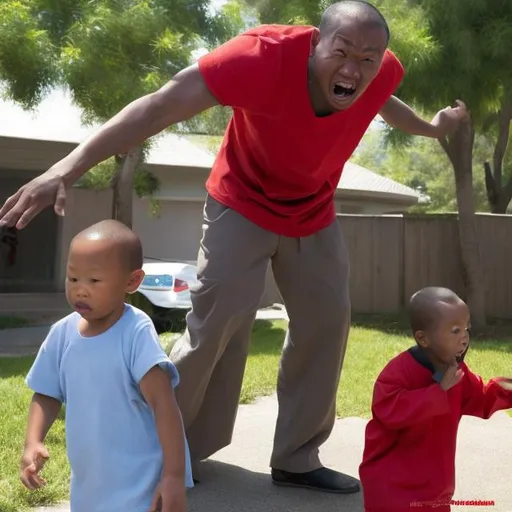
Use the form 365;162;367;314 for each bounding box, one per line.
333;81;356;99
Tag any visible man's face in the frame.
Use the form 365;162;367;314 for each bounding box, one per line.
310;16;388;114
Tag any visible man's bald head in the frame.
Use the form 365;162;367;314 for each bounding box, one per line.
319;1;390;44
72;219;143;272
408;287;465;334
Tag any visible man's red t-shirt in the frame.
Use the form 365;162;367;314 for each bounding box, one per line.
198;25;404;237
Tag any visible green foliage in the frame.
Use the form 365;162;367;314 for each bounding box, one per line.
245;0;322;26
0;1;59;108
208;0;257;45
173;104;233;136
77;158;160;198
385;0;512;124
353;126;492;213
174;0;258;137
60;0;212;122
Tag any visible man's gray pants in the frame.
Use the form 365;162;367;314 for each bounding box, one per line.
170;194;351;473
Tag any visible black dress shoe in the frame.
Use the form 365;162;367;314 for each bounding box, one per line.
271;467;360;494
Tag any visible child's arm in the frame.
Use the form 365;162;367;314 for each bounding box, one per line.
21;323;65;491
140;366;187;512
372;380;449;429
461;366;512;418
20;393;62;490
371;363;462;429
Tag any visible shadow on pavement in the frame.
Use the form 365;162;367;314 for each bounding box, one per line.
189;460;364;512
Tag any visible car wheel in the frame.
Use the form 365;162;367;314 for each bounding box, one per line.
125;292;189;334
154;306;188;333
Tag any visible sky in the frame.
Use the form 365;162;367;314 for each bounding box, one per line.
211;0;228;11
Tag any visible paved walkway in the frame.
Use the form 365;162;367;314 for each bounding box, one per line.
0;325;50;357
0;306;288;357
36;394;511;512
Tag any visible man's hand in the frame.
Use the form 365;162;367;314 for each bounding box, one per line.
431;100;469;138
148;475;187;512
0;172;66;230
379;96;470;139
440;361;465;391
20;442;49;491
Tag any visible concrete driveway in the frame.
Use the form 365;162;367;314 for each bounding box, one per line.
1;306;287;358
37;393;511;512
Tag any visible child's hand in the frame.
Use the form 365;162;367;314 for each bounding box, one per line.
148;475;187;512
440;362;464;391
20;442;49;490
496;377;512;391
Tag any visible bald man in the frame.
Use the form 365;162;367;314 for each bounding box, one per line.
0;1;468;493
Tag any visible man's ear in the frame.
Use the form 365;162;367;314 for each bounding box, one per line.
310;28;320;56
126;269;145;294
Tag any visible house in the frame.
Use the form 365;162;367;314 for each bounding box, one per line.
0;92;419;315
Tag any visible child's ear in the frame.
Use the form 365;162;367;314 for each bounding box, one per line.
414;330;429;348
126;269;145;294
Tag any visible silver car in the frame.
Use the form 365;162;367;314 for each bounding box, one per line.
127;257;198;333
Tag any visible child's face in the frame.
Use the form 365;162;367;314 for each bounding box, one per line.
417;301;471;366
65;238;143;322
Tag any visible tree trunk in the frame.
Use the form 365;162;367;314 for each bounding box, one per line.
484;161;512;213
439;122;487;331
483;100;512;213
111;146;142;228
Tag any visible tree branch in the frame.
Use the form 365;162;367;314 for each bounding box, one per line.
493;98;512;189
503;175;512;210
484;161;498;210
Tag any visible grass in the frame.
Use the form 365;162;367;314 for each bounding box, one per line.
2;315;512;510
0;357;68;512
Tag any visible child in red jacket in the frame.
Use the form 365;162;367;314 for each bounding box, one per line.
359;286;512;512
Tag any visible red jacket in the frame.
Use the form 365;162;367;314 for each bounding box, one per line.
359;346;512;512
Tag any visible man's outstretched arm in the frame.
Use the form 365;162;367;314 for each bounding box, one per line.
0;64;218;229
379;95;469;139
56;64;218;184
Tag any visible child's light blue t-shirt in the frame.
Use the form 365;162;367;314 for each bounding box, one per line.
26;304;194;512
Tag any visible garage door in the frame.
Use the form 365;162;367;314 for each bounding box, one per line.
133;198;204;262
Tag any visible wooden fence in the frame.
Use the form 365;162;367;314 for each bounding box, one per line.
263;213;512;319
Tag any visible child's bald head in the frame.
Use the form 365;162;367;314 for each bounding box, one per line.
409;287;464;333
66;220;145;323
72;219;143;272
408;287;470;366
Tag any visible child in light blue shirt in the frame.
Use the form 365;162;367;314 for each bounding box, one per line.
20;220;193;512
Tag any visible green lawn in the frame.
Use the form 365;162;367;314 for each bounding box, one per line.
1;316;512;510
